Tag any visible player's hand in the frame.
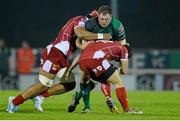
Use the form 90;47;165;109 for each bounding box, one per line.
124;42;130;46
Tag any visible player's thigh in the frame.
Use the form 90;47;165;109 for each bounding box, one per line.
79;70;90;83
107;70;124;88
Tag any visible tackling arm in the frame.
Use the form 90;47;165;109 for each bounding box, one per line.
74;27;111;41
65;55;80;80
76;38;94;50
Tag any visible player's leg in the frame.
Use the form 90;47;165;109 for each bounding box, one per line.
101;82;118;113
7;68;55;113
68;71;95;112
7;46;68;113
80;81;91;113
101;82;111;98
107;70;143;114
106;70;129;112
33;68;76;112
36;70;76;97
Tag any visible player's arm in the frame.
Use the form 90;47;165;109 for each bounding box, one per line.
76;38;94;50
65;36;94;79
119;59;128;74
69;55;80;72
116;23;127;45
74;27;111;41
76;38;83;49
112;17;128;45
65;55;80;80
118;45;129;74
118;38;127;45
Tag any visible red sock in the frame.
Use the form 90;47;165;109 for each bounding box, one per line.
41;90;50;97
116;87;129;112
101;83;111;97
13;95;25;106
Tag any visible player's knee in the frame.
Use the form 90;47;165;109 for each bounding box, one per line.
61;81;76;92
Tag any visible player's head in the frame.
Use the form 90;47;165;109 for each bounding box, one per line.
98;5;112;28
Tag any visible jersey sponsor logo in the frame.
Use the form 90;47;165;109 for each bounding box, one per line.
53;64;60;68
52;64;60;71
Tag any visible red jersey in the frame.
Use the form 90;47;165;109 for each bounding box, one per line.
51;16;87;57
79;40;128;62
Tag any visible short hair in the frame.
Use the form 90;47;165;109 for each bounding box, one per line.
98;5;112;15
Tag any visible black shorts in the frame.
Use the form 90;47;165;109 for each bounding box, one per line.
89;64;116;83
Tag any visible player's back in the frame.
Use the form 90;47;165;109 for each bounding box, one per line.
50;16;86;57
53;16;85;44
80;40;127;61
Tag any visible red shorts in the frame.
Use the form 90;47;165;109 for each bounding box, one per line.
79;58;116;82
40;46;69;75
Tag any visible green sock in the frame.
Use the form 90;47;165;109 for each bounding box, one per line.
75;91;82;104
80;83;90;109
74;83;88;104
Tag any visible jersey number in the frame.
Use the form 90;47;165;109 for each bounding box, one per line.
92;66;103;74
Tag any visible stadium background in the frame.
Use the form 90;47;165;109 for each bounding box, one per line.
0;0;180;91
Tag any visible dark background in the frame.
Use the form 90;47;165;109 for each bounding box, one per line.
0;0;179;49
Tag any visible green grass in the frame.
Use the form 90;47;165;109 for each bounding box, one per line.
0;90;180;120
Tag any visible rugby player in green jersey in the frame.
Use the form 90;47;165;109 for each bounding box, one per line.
67;5;133;114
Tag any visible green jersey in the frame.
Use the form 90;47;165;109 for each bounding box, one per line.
85;16;126;41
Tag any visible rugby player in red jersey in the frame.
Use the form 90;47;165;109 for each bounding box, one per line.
77;40;143;114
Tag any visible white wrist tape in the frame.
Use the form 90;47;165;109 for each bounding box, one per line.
97;33;103;39
109;34;112;39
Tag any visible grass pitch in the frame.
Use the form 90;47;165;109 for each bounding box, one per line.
0;90;180;120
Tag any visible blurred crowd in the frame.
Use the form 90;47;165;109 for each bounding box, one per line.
0;38;41;90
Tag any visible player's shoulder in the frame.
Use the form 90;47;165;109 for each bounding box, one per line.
85;17;98;31
111;16;123;29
